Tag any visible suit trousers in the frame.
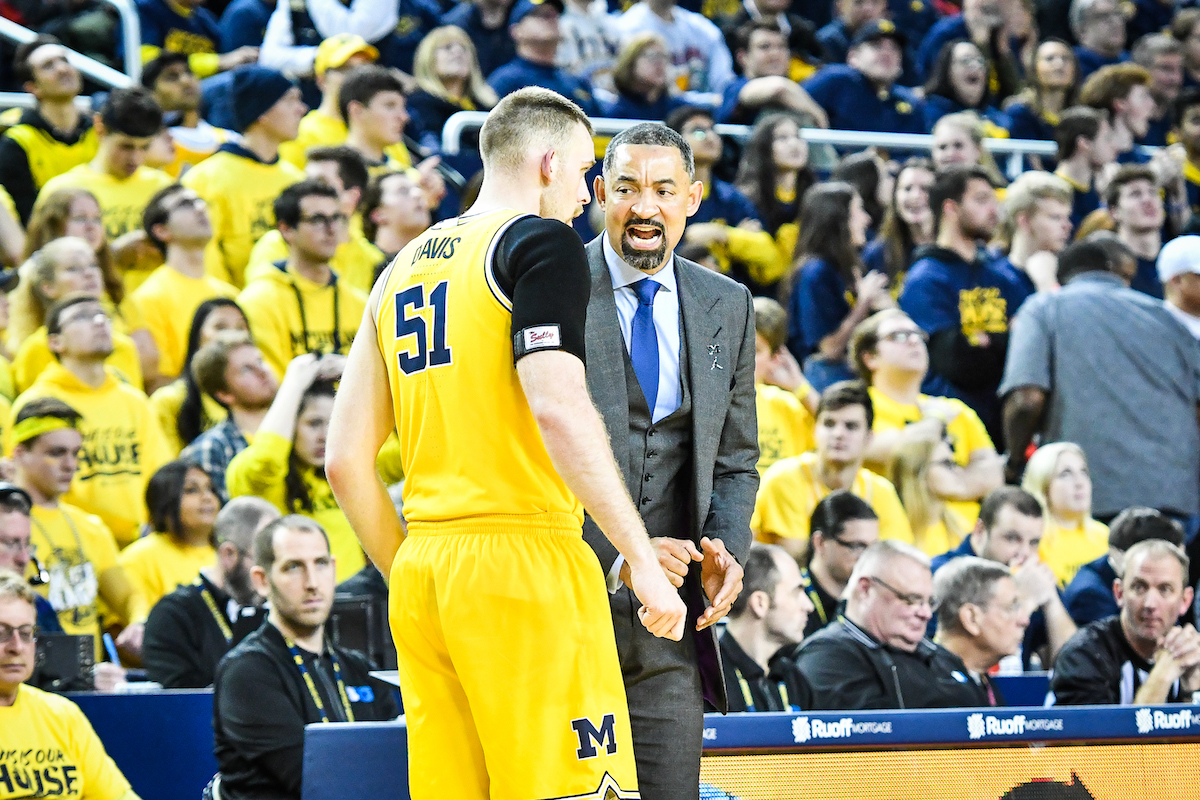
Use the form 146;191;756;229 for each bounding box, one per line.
610;584;704;800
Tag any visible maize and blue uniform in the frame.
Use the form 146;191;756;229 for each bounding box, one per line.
803;65;926;135
376;209;639;800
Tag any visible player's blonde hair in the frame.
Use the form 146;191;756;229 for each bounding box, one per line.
479;87;592;175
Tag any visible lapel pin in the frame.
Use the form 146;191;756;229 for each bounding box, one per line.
708;344;723;371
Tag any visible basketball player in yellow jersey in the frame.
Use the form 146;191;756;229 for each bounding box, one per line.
326;87;686;800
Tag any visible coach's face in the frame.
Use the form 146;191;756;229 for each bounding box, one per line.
595;143;703;274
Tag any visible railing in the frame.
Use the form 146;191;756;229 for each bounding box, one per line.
0;2;138;90
441;110;1126;180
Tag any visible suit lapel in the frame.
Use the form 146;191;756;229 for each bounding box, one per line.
584;237;634;493
676;256;724;488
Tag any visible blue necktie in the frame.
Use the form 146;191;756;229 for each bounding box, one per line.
630;278;661;413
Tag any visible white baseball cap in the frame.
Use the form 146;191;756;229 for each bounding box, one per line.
1157;235;1200;283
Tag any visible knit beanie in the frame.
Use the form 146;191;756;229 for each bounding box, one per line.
230;66;295;134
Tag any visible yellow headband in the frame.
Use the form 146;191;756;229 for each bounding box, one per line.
11;416;72;445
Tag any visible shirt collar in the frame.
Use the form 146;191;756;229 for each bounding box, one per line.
602;232;678;294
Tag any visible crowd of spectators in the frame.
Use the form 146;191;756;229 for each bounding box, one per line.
2;0;1200;793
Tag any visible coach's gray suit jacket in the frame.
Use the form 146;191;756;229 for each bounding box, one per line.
581;234;758;790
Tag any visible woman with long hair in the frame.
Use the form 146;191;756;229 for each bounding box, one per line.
862;158;936;283
1005;39;1078;167
604;34;687;121
889;434;971;555
9;237;147;394
227;357;365;583
1022;442;1109;588
735;112;818;293
831;150;894;234
923;39;1013;134
117;459;221;608
408;26;498;153
20;188;159;383
787;182;887;390
149;298;251;456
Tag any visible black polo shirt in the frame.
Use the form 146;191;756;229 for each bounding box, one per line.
1050;615;1188;706
213;622;399;800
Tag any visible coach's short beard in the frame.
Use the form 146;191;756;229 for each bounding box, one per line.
620;219;669;273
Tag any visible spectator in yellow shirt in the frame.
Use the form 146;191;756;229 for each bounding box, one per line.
752;297;816;475
227;354;365;582
0;571;143;800
889;433;972;555
12;296;171;548
133;184;238;383
279;34;381;170
118;460;221;608
148;298;250;457
237;181;368;377
11;397;148;655
753;380;913;561
849;308;1003;527
246;146;384;293
1022;442;1110;588
9;238;147;394
142;53;236;178
37;88;174;247
360;169;432;262
180;66;307;287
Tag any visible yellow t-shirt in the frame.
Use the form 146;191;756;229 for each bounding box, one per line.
27;503;125;642
1040;517;1110;588
180;149;305;288
226;431;365;582
912;506;971;557
244;228;385;294
752;451;914;544
278;108;413;170
12;364;172;548
37;163;173;242
148;378;228;458
129;266;238;379
237;265;368;377
868;385;995;527
11;327;144;396
755;382;815;476
3;122;98;192
0;354;14;402
0;685;137;800
117;532;215;609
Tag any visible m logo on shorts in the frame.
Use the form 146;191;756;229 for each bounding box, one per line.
571;714;617;760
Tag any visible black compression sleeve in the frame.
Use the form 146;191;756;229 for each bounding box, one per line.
493;216;590;364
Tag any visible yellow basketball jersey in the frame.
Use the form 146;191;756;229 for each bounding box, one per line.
376;209;583;527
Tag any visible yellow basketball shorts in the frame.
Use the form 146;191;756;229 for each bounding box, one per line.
389;514;640;800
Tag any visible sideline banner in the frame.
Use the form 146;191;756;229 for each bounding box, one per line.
699;742;1200;799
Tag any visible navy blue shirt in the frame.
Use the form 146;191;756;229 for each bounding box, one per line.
816;19;852;65
605;90;688;121
890;0;937;63
219;0;271;52
1006;102;1057;142
137;0;224;53
488;57;599;116
691;179;762;226
803;65;925;134
991;255;1036;313
791;257;852;355
1128;0;1174;44
922;94;1012;134
375;0;445;73
1074;46;1128;82
1063;555;1118;627
35;594;62;634
1059;175;1102;233
440;2;516;76
1132;256;1163;299
1142;113;1171;148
